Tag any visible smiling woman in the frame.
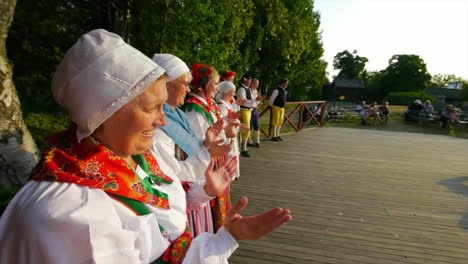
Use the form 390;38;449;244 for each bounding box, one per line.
93;77;168;166
0;29;291;264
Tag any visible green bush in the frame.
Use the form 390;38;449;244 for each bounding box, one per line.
384;92;436;106
24;113;70;149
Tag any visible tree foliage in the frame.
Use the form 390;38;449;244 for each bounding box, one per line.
379;54;431;95
7;0;327;112
384;92;436;106
333;50;368;79
431;74;466;88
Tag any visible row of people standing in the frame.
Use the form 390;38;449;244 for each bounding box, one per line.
0;29;291;263
232;74;289;157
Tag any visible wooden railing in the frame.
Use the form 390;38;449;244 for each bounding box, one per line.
258;101;327;137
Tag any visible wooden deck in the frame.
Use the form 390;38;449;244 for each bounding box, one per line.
229;127;468;264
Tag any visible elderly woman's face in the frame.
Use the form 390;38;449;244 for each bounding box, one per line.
251;80;259;89
95;78;167;156
205;75;220;99
167;72;192;108
223;89;236;101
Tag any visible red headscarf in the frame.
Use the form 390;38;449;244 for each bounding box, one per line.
190;63;212;90
221;71;236;81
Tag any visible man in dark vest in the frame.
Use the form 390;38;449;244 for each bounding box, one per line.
269;78;288;142
237;73;258;157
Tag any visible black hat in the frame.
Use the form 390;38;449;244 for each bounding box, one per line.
242;73;253;80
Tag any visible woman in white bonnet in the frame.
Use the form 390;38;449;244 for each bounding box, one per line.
151;53;233;238
216;81;242;180
0;29;291;263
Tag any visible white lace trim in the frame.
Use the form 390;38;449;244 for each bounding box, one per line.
76;67;166;141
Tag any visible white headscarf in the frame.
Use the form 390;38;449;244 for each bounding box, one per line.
52;29;165;141
152;54;190;82
215;81;236;102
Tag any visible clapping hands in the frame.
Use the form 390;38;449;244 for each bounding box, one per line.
203;156;238;197
224;197;292;240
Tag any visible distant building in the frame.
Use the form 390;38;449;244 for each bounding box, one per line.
426;82;463;106
322;78;365;102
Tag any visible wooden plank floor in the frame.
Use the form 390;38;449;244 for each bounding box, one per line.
229;127;468;264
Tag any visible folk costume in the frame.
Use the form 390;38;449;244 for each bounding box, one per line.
236;79;256;143
269;83;288;140
0;30;238;264
181;64;231;231
216;81;241;179
152;54;214;237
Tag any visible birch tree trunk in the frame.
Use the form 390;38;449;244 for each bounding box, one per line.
0;0;39;189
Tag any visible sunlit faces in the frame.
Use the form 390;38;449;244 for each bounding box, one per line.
224;76;235;83
251;80;259;89
167;72;192;108
205;74;220;99
243;78;252;87
222;88;236;101
93;77;168;157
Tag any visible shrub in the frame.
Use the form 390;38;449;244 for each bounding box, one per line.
384;92;436;106
24;112;70;149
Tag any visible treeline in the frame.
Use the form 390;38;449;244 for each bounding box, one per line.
333;50;468;105
7;0;328;113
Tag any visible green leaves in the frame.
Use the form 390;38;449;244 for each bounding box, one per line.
8;0;327;108
333;50;369;79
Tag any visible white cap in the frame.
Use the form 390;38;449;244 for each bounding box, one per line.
215;81;236;102
152;53;190;82
52;29;165;141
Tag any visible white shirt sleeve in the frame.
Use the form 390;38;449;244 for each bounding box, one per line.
152;128;210;183
0;181;170;264
185;111;211;143
218;103;229;118
237;87;257;108
231;102;241;113
186;182;214;210
183;227;238;264
269;89;279;106
0;180;238;264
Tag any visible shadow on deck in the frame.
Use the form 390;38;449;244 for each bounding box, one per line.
230;127;468;264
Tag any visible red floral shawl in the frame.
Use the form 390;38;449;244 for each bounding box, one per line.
31;126;173;209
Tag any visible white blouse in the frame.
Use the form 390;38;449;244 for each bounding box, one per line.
0;149;238;264
152;127;210;183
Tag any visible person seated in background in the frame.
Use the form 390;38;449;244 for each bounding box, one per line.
423;100;434;117
405;99;424;122
356;101;368;125
378;102;390;125
367;102;381;125
448;107;460;127
439;104;453;128
328;103;339;121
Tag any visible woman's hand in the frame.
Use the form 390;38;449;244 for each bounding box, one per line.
203;156;237;197
207;140;233;157
224;197;292;240
204;120;232;157
204;119;224;146
238;123;249;133
225;125;238;138
236;98;247;106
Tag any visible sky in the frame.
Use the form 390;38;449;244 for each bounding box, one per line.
314;0;468;80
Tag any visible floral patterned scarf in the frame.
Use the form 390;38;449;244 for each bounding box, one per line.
31;126;173;209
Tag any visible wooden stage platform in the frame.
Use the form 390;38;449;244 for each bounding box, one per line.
229;127;468;264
